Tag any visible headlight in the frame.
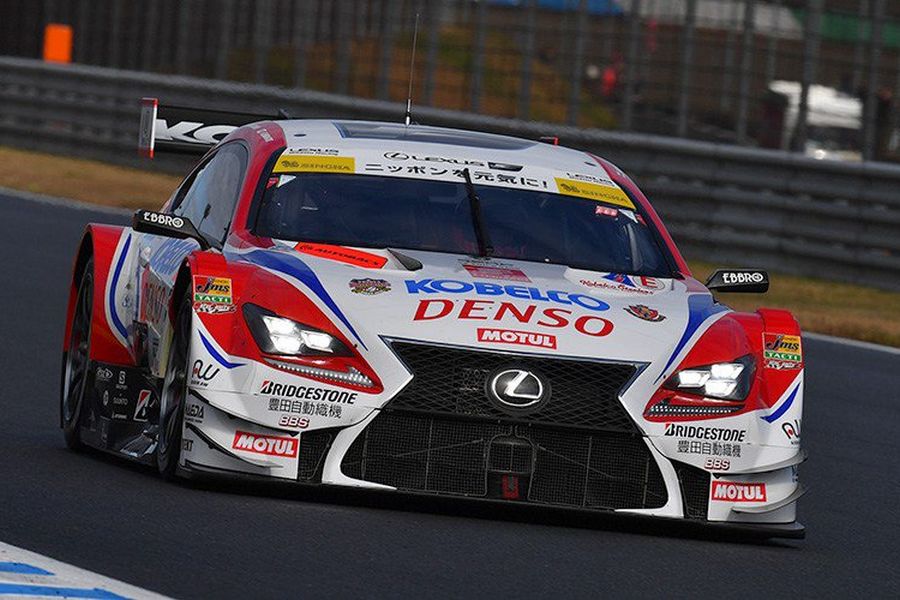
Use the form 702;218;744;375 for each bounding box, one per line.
243;304;352;357
665;355;755;401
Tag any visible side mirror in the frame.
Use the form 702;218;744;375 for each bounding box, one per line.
132;210;210;250
705;269;769;293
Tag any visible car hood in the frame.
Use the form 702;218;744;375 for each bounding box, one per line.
234;244;723;369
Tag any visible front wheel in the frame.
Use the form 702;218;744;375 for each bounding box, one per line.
61;258;93;450
157;291;192;479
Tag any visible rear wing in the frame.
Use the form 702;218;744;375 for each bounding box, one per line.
138;98;275;158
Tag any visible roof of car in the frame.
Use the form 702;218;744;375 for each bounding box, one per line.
274;119;600;172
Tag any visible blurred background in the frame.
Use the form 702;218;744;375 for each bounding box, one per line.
0;0;898;344
3;0;900;162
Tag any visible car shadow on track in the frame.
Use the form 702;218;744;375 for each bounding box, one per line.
69;446;803;548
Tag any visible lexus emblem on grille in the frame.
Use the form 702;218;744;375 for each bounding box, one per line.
486;368;550;412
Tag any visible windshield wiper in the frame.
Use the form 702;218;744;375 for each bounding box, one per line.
462;168;493;258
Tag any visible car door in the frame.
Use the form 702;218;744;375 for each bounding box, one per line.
136;142;250;376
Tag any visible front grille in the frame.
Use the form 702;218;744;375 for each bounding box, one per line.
297;429;335;482
387;341;639;432
341;411;667;511
675;462;710;519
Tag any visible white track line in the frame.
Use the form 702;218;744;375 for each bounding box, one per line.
0;542;171;599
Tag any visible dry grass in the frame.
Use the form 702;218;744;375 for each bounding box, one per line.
1;145;897;347
0;146;180;209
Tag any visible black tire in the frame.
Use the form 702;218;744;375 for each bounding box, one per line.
61;258;93;450
157;290;192;479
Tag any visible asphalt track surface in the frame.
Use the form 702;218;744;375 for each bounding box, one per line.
1;193;898;599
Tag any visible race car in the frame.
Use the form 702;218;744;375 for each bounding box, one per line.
60;99;806;538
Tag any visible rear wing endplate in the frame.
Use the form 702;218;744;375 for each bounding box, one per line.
138;98;275;158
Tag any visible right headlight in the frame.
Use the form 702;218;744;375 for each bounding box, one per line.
664;355;755;401
243;303;353;357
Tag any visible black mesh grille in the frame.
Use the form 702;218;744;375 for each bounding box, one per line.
297;430;335;482
341;411;667;511
387;341;639;432
675;462;710;519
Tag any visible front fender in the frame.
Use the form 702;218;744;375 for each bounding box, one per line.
63;224;136;366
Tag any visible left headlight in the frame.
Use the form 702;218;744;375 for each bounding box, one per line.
664;355;755;401
243;303;353;357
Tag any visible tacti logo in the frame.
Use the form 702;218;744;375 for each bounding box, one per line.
404;279;609;311
711;481;767;503
231;431;299;458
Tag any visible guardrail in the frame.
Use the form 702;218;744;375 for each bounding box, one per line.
1;56;898;291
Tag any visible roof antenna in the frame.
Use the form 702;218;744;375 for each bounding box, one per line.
404;11;421;127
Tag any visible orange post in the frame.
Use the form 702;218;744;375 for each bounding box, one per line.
43;24;73;64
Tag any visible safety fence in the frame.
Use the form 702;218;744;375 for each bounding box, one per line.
4;0;900;162
0;56;898;290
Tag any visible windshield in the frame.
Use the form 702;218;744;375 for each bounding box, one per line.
254;173;674;277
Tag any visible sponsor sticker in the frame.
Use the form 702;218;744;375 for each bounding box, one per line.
781;419;801;445
232;431;299;458
463;264;531;283
711;481;767;503
191;360;219;387
763;333;802;370
477;327;557;349
273;155;355;174
268;397;344;420
295;243;387;269
133;389;151;422
664;423;747;442
404;279;609;311
414;299;614;338
185;402;205;424
259;381;357;404
194;302;236;315
675;439;742;458
579;274;664;295
554;177;635;209
349;278;391;295
624;304;665;322
594;205;618;218
193;276;232;305
723;271;765;284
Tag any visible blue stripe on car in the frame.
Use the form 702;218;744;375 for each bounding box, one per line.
0;583;127;599
107;234;131;341
761;381;800;423
0;563;52;576
199;331;244;369
234;249;367;350
655;294;729;383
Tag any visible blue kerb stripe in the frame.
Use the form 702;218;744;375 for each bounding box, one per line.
107;234;131;340
656;294;729;383
199;331;244;369
0;583;128;599
0;563;52;576
762;383;800;423
236;250;367;350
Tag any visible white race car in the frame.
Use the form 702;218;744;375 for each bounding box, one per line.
60;101;805;538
